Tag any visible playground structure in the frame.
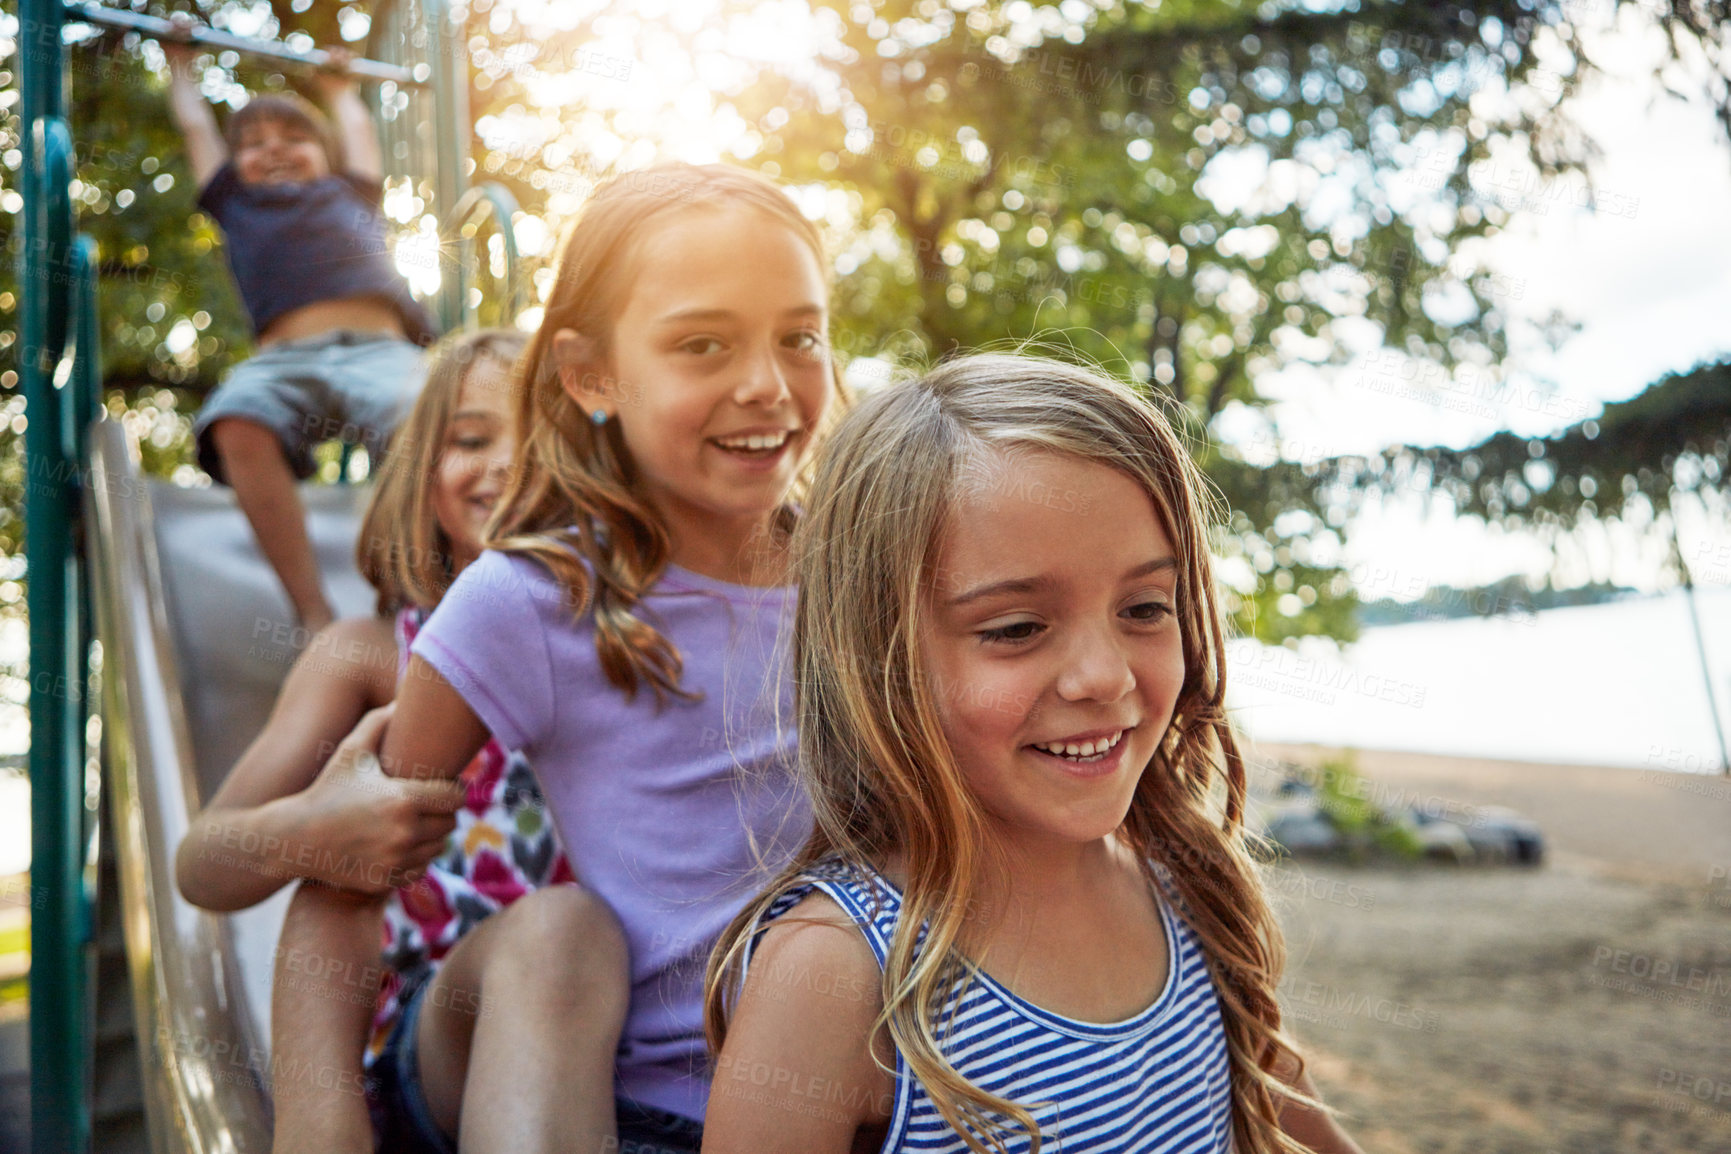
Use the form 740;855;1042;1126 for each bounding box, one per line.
19;3;523;1150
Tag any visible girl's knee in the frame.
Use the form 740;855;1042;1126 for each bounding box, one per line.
485;886;629;993
505;886;626;956
279;883;384;955
209;416;278;452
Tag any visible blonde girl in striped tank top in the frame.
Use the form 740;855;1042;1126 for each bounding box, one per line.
704;355;1365;1154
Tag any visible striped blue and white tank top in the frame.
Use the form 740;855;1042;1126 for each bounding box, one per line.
752;858;1235;1153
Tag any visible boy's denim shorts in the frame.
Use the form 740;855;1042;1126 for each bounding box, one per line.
369;978;706;1154
193;330;426;484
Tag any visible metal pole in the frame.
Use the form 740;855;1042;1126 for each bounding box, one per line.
62;1;428;86
21;0;91;1148
1674;519;1731;775
427;0;470;331
72;237;102;931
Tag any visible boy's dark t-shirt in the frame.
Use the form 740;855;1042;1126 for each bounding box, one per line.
197;164;438;346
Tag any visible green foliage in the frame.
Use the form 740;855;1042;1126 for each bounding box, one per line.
1313;753;1422;860
1345;358;1731;531
4;0;1729;656
763;0;1561;381
736;0;1639;638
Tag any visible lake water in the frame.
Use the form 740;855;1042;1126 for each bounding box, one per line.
1226;586;1731;773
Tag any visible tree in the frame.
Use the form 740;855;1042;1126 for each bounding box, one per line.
3;0;1728;646
723;0;1729;639
1331;358;1731;576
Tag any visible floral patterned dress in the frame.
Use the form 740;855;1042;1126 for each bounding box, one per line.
365;607;576;1062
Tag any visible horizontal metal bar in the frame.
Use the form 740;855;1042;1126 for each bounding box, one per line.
61;2;427;87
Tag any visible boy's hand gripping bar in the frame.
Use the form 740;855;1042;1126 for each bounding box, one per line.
62;1;429;87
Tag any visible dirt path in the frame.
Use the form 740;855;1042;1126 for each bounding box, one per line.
1253;746;1731;1153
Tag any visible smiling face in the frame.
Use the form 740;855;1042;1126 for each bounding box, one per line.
558;203;834;569
231;115;330;186
431;354;518;572
921;449;1187;852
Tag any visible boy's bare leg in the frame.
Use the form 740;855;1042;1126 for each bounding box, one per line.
415;887;630;1154
209;417;335;634
271;883;385;1154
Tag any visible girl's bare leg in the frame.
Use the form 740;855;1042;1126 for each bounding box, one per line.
270;882;386;1154
414;886;630;1154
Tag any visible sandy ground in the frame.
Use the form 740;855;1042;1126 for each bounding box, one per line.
5;745;1726;1153
1250;744;1731;1154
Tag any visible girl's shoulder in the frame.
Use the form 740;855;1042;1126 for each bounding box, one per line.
445;542;591;614
754;884;876;962
754;857;902;969
316;612;397;648
744;881;886;1021
724;866;897;1144
461;542;573;585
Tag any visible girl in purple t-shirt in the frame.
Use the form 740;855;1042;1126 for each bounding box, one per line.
288;163;838;1154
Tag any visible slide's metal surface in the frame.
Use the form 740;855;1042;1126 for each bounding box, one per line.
88;419;374;1152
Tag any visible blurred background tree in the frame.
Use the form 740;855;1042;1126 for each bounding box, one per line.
1332;357;1731;585
733;0;1728;640
1;0;1729;671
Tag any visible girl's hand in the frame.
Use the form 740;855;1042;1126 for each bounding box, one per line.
283;705;467;895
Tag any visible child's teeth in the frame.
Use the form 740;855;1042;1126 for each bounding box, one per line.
719;432;788;451
1037;732;1121;758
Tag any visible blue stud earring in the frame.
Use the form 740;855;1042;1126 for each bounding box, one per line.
591;410;608;427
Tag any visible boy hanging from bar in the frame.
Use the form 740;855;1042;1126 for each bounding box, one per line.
164;17;438;633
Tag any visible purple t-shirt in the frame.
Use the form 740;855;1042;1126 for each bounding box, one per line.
412;546;809;1121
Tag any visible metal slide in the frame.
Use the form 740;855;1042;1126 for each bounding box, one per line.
22;4;523;1141
89;418;375;1153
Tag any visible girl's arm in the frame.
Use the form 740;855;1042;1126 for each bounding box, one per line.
161;20;225;188
378;653;492;786
703;895;894;1154
309;50;383;185
1276;1056;1367;1154
175;618;460;911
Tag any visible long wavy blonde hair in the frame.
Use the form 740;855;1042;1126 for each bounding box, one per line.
485;163;840;701
357;328;527;615
708;353;1316;1154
